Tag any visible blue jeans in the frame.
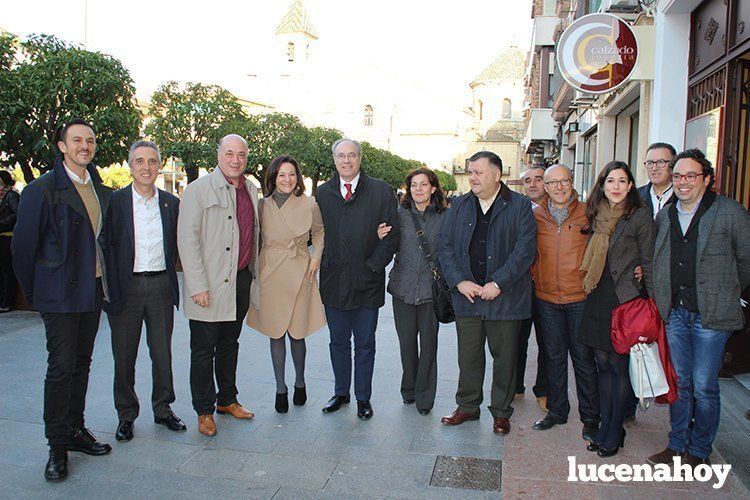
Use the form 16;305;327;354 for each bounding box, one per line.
536;298;599;422
666;306;730;459
325;306;379;401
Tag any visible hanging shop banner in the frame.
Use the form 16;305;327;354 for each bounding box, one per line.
557;13;638;94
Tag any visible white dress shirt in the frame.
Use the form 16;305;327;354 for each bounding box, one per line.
339;173;361;198
479;186;502;214
132;185;166;273
650;184;674;219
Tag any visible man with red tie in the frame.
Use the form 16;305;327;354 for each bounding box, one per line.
315;138;400;420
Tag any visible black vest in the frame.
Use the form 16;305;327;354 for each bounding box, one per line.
469;194;498;285
668;190;716;311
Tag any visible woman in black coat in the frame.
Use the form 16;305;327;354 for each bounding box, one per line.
578;161;655;457
0;170;20;312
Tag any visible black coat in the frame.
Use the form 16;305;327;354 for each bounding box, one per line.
637;183;676;217
103;184;180;315
316;172;400;310
0;189;20;233
12;155;112;313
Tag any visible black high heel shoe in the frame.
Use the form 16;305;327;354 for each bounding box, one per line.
275;392;289;413
596;429;626;457
293;386;307;406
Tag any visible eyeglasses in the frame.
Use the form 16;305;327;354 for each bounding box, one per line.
543;178;573;187
335;153;359;161
672;172;705;183
644;159;670;170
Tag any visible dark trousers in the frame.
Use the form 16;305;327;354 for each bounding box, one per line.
40;279;104;446
108;273;175;422
189;270;251;415
455;316;519;419
392;296;439;410
516;294;547;396
536;298;599;422
0;236;16;308
325;306;378;401
594;349;630;450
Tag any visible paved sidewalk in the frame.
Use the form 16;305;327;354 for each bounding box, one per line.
0;276;748;498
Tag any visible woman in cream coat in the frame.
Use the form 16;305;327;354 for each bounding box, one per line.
247;155;325;413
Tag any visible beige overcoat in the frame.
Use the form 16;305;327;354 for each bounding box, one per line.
177;167;260;322
246;194;325;339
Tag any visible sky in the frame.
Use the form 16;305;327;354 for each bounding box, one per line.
2;0;533;106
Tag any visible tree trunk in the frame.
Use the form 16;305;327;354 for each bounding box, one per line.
186;165;199;184
312;165;320;197
19;160;36;184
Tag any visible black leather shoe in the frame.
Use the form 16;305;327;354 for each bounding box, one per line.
582;421;599;442
44;446;68;481
293;386;307;406
275;392;289;414
115;420;134;441
532;413;566;431
154;411;187;432
417;408;431;415
67;428;111;456
357;400;374;420
403;398;415;405
322;395;350;413
586;442;601;452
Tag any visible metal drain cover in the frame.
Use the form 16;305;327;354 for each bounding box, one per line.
429;455;502;491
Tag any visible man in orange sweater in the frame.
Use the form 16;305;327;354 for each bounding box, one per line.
530;165;600;442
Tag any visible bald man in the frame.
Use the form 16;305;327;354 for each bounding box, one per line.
177;134;260;436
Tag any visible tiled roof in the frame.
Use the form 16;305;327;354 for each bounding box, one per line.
471;46;526;86
275;0;319;40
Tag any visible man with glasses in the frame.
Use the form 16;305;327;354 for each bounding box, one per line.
517;166;548;412
316;138;399;420
530;165;600;442
647;148;750;468
638;142;677;218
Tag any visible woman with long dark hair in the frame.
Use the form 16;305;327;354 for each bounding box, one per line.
578;161;655;457
0;170;19;313
382;167;447;415
246;155;325;413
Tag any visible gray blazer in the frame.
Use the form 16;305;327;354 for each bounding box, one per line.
387;204;445;305
605;206;655;303
653;194;750;331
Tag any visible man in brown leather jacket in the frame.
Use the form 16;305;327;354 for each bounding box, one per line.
530;165;600;442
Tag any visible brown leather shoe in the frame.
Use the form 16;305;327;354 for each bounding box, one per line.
197;415;216;436
440;409;479;426
646;447;684;465
216;402;254;419
493;417;511;435
537;396;548;412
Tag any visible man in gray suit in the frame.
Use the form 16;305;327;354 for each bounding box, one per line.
647;148;750;468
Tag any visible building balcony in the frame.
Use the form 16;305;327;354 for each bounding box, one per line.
531;15;559;50
522;108;556;152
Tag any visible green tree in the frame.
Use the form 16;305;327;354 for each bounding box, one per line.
295;126;341;196
145;81;245;184
360;142;413;190
99;165;132;189
434;169;458;192
0;34;141;182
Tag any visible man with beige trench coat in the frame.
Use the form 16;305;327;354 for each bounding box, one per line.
177;134;259;436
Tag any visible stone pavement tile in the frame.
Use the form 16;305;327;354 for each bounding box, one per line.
178;447;252;479
124;466;278;499
337;447;439;468
102;437;203;472
206;424;279;453
271;486;352;499
313;429;385;449
323;462;433;498
270;438;352;462
408;435;503;460
235;452;338;490
251;422;322;444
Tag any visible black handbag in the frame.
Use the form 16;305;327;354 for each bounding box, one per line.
408;210;455;324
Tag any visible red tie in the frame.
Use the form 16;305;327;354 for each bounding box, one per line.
344;183;353;201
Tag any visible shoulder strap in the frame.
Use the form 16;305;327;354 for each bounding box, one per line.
407;209;441;279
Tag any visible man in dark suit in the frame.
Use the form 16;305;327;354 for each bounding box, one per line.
316;138;400;420
637;142;677;219
12;119;113;481
103;140;185;443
